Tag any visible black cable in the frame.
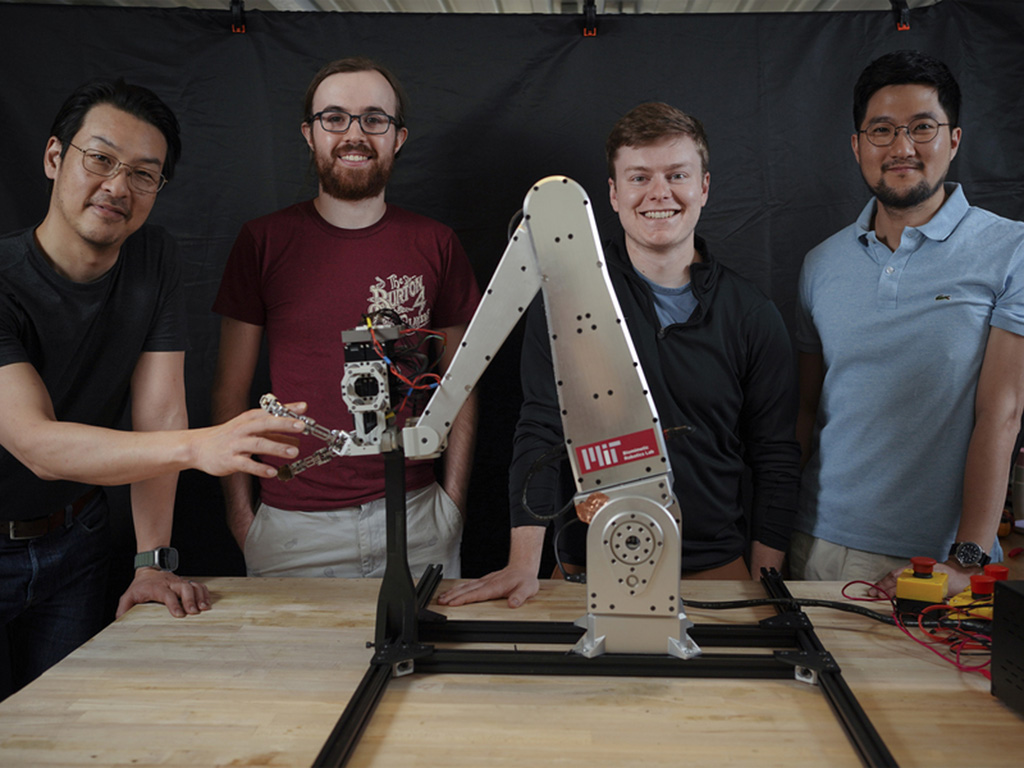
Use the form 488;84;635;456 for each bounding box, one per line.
553;516;586;583
684;596;897;624
683;596;996;635
507;208;524;241
517;442;586;578
520;443;575;522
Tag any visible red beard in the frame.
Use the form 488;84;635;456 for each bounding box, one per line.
315;143;394;201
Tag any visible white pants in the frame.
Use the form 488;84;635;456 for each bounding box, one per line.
244;482;463;579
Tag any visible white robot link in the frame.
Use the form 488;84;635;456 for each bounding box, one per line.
261;176;700;660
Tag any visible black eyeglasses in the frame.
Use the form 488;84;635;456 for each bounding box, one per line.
858;119;951;147
307;109;399;135
67;143;166;194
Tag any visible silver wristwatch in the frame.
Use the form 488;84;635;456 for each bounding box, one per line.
947;541;991;569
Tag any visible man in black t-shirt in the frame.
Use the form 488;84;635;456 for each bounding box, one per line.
0;79;305;699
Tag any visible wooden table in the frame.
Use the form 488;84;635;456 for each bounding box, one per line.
0;577;1019;767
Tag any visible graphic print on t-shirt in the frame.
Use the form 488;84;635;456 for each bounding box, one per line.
368;273;429;327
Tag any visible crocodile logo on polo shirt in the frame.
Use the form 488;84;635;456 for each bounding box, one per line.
935;294;951;301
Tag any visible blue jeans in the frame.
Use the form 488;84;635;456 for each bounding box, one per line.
0;492;110;700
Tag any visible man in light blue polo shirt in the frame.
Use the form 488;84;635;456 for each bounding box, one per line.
791;50;1024;597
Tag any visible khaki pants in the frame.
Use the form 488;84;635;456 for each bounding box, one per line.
788;531;906;583
244;482;463;579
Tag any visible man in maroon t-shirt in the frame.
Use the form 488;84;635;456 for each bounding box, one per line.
212;58;480;579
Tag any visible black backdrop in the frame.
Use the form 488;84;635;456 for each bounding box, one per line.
1;1;1023;587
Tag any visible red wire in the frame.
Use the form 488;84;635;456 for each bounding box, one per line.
841;579;991;677
366;322;445;401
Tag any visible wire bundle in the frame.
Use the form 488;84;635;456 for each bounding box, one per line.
361;309;447;415
841;581;992;678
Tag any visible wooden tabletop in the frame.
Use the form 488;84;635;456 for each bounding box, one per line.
0;576;1019;767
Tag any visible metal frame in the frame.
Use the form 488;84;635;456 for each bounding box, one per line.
310;451;898;767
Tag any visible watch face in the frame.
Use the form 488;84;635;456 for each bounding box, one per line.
155;547;179;572
955;542;983;566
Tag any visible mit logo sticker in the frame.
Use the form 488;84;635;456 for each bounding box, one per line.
576;429;660;473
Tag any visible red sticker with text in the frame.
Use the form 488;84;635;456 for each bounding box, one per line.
575;429;660;473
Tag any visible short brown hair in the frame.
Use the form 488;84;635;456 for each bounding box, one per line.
606;102;709;178
303;56;408;127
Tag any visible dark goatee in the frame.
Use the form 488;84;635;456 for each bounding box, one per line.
870;172;945;211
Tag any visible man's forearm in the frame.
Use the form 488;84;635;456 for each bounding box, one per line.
0;357;300;488
128;353;187;553
14;416;212;485
958;418;1019;550
130;474;177;552
749;541;785;579
508;524;546;574
442;390;478;513
957;327;1024;553
21;416;301;486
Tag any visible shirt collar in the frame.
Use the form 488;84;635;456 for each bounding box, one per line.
856;182;969;244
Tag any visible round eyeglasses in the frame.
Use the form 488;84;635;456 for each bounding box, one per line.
67;143;166;194
858;119;951;147
308;109;398;135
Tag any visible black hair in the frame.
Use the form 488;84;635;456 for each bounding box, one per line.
49;78;182;180
853;50;961;130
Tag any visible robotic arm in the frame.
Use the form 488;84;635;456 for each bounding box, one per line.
262;176;699;659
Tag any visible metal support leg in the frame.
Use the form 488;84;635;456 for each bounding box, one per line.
373;448;422;659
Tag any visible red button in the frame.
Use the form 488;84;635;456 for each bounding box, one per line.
910;556;936;576
970;574;996;598
983;564;1009;581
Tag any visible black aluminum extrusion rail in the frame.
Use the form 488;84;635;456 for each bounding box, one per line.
313;572;897;768
311;562;443;768
761;571;898;767
311;451;896;768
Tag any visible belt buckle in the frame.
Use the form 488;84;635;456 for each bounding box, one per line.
7;518;45;541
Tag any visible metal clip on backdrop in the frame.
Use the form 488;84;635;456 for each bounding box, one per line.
890;0;911;30
230;0;245;33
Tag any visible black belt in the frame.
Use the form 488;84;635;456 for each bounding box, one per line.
1;488;99;541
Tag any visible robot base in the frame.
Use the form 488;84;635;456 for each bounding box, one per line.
576;492;699;658
572;612;701;659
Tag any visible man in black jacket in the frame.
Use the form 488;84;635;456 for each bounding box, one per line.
441;103;799;608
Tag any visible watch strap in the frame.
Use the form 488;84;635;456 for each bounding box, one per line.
134;546;179;572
